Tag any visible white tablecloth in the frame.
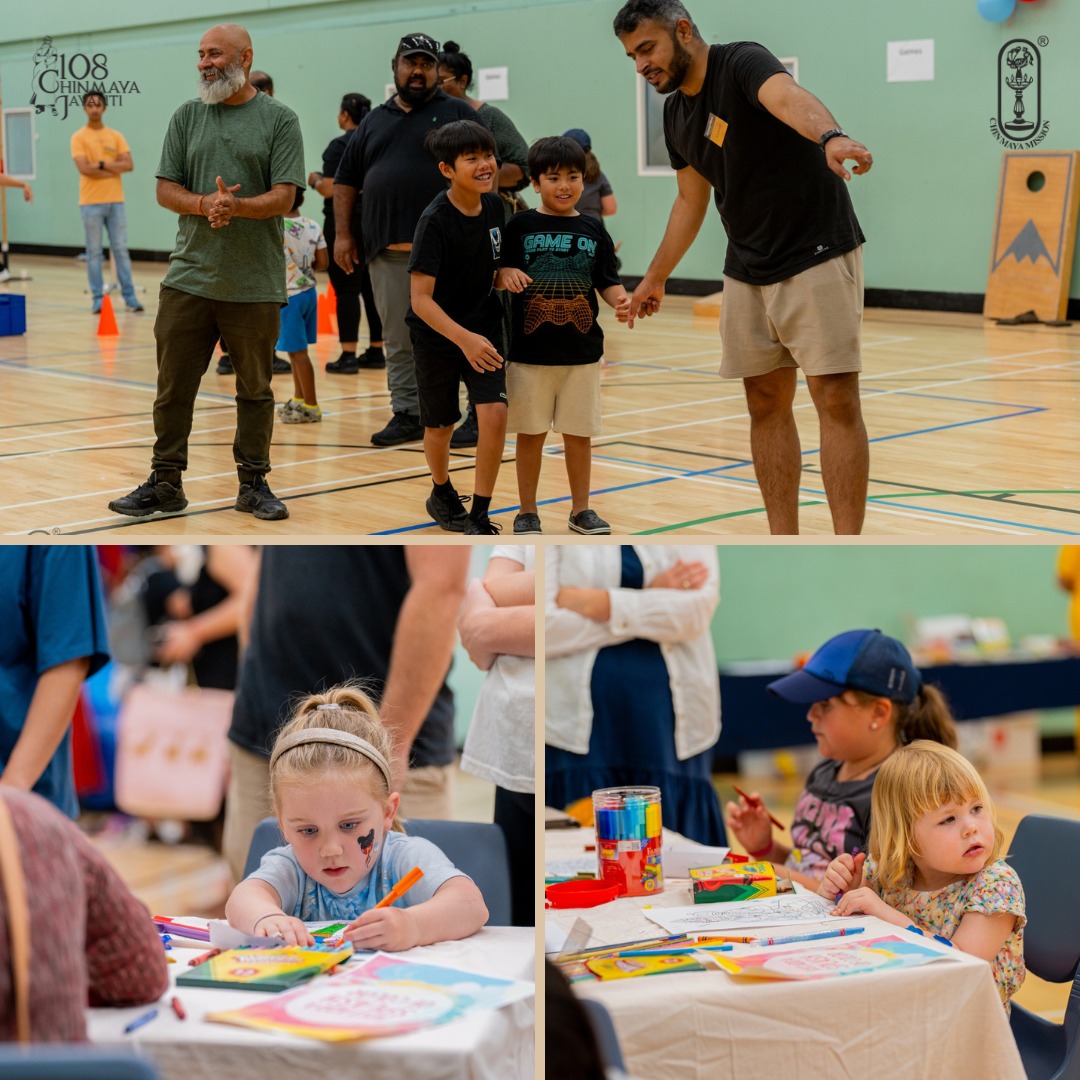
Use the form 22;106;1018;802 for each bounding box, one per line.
546;827;1024;1079
88;926;535;1080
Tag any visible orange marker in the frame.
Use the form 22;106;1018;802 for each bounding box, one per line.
374;866;424;909
733;786;785;831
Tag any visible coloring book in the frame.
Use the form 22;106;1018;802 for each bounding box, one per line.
714;934;956;981
643;894;837;935
208;953;534;1042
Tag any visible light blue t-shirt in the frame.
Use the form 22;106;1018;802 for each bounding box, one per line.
248;830;465;922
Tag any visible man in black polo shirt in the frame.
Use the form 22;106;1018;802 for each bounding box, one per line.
615;0;873;536
333;33;479;447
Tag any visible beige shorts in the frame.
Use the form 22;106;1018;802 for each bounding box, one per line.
720;247;864;379
506;361;602;437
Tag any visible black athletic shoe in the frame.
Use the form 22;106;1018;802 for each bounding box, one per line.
355;346;386;369
426;487;470;532
449;404;479;449
215;353;234;375
325;353;359;374
108;473;188;517
272;355;292;374
371;411;424;446
464;510;502;535
234;476;289;520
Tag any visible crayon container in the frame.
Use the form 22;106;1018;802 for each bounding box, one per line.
592;786;663;896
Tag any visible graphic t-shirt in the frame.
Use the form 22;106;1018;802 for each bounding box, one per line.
282;214;326;295
783;758;874;879
663;42;864;285
405;189;505;351
501;209;622;366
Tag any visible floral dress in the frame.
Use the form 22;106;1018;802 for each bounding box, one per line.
866;857;1026;1006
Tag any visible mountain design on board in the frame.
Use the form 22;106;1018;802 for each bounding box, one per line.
994;219;1057;273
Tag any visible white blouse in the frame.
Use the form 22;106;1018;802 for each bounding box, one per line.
545;546;721;761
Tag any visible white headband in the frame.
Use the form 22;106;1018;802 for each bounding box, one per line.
269;723;393;789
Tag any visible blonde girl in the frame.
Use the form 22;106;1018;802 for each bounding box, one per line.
820;740;1025;1006
726;629;958;888
225;685;488;950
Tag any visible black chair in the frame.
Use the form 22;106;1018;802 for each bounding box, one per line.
582;997;626;1071
243;815;513;925
0;1048;161;1079
1008;813;1080;1080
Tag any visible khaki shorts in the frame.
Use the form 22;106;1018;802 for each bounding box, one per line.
720;247;864;379
507;362;602;437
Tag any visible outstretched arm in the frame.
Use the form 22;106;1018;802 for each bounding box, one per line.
757;73;872;181
628;165;711;327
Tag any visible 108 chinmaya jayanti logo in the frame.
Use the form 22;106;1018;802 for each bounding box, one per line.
991;38;1050;148
29;36;141;121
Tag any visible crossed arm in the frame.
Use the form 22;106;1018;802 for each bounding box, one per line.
73;152;133;177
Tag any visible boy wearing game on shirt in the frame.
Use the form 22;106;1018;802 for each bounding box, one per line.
497;136;630;536
407;119;511;536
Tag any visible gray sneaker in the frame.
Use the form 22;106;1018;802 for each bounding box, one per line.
513;512;543;534
568;509;611;535
235;476;289;520
282;402;322;424
108;473;188;517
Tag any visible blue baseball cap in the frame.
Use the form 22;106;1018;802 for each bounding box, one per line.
766;629;922;705
563;128;592;151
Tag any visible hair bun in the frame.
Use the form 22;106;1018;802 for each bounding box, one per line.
443;41;461;52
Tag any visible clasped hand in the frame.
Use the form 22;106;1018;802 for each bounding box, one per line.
206;175;241;228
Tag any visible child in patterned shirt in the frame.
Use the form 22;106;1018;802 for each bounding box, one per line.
819;740;1025;1007
276;190;328;423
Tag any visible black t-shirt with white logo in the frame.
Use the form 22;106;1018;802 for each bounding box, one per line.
406;190;505;351
501;210;622;366
664;42;865;285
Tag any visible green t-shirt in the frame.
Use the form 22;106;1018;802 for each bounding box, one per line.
156;93;305;303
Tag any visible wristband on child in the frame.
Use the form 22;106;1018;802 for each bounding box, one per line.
252;912;284;930
747;843;774;860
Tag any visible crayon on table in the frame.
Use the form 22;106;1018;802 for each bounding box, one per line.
754;927;866;948
170;996;186;1021
188;948;222;967
124;1008;159;1035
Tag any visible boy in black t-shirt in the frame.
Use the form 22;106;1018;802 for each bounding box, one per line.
407;120;515;535
498;137;630;535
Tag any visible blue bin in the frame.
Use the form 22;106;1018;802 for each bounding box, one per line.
0;293;27;336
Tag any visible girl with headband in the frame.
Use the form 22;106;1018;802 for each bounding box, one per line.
225;685;488;950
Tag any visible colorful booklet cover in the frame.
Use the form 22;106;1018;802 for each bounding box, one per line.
714;934;954;981
176;942;353;991
585;953;706;980
690;861;777;903
207;953;534;1042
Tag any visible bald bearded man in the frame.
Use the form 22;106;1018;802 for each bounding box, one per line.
108;24;305;522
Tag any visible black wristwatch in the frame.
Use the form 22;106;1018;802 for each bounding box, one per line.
818;129;846;152
98;160;105;170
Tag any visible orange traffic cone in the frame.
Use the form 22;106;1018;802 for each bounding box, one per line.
317;292;333;336
96;294;119;336
325;280;337;315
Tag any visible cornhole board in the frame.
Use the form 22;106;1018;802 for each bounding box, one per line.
985;150;1080;322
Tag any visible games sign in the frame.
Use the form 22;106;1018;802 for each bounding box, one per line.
29;37;141;121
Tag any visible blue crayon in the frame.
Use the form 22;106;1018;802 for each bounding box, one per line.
754;926;866;948
124;1008;159;1035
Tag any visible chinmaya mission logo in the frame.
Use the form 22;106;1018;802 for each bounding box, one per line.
991;38;1050;148
28;36;141;121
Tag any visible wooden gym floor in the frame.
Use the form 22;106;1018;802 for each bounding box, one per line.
1;254;1078;536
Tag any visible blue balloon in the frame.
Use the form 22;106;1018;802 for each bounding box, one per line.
978;0;1016;21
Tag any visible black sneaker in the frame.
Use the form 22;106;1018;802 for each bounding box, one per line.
325;353;359;374
108;473;188;517
235;476;289;520
356;346;386;369
215;353;234;375
465;511;502;535
568;509;611;535
449;404;479;449
513;511;543;534
426;487;470;532
371;412;423;446
272;355;292;374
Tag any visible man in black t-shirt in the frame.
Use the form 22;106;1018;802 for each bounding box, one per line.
333;33;480;448
614;0;874;536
